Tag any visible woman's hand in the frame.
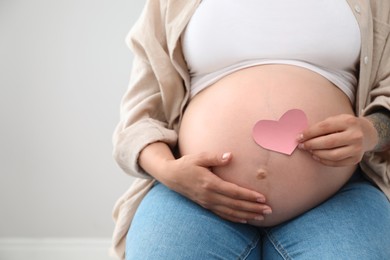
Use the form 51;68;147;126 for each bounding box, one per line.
297;114;378;167
161;152;271;224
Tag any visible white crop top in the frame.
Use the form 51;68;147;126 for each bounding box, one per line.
182;0;361;103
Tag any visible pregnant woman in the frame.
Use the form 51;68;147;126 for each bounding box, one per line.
111;1;390;259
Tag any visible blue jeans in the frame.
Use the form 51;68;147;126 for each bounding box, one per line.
126;171;390;259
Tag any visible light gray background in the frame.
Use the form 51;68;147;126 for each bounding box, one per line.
0;0;145;238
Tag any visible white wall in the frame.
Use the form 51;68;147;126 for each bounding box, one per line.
0;0;145;254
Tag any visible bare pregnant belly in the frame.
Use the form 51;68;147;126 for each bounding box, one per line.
178;65;357;226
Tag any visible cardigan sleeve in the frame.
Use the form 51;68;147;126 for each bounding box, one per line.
361;7;390;199
364;13;390;114
113;0;183;178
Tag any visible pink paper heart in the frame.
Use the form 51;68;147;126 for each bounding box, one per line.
252;109;308;155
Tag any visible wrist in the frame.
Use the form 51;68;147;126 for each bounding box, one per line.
138;141;176;181
360;116;379;152
364;110;390;152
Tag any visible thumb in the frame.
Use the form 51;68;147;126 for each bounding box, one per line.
197;152;232;167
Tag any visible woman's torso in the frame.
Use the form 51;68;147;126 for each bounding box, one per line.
178;0;361;226
179;65;357;226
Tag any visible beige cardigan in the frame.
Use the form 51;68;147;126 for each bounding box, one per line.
110;0;390;258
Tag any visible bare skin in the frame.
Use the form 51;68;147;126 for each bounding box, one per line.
297;114;378;166
139;142;269;223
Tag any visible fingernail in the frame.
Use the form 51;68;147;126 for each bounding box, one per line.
263;209;272;215
256;197;266;203
297;133;304;141
239;219;247;224
222;152;231;160
254;215;264;221
298;143;305;149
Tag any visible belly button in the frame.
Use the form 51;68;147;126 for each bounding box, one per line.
256;168;267;180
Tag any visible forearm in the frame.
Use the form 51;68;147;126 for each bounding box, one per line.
138;141;176;182
365;110;390;152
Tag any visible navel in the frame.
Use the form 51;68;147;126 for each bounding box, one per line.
256;168;267;180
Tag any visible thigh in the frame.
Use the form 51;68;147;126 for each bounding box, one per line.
126;182;262;260
262;178;390;260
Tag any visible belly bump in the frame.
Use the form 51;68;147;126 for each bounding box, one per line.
179;65;356;226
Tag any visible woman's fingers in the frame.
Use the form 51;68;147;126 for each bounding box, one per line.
310;142;360;161
212;174;266;203
213;205;265;224
209;179;270;212
195;151;233;167
297;115;368;167
203;195;270;224
173;151;271;224
193;152;266;203
299;115;349;142
211;194;272;220
300;130;359;151
311;156;360;167
195;172;271;223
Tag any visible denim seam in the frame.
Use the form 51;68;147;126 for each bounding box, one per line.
239;230;261;260
264;229;291;260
